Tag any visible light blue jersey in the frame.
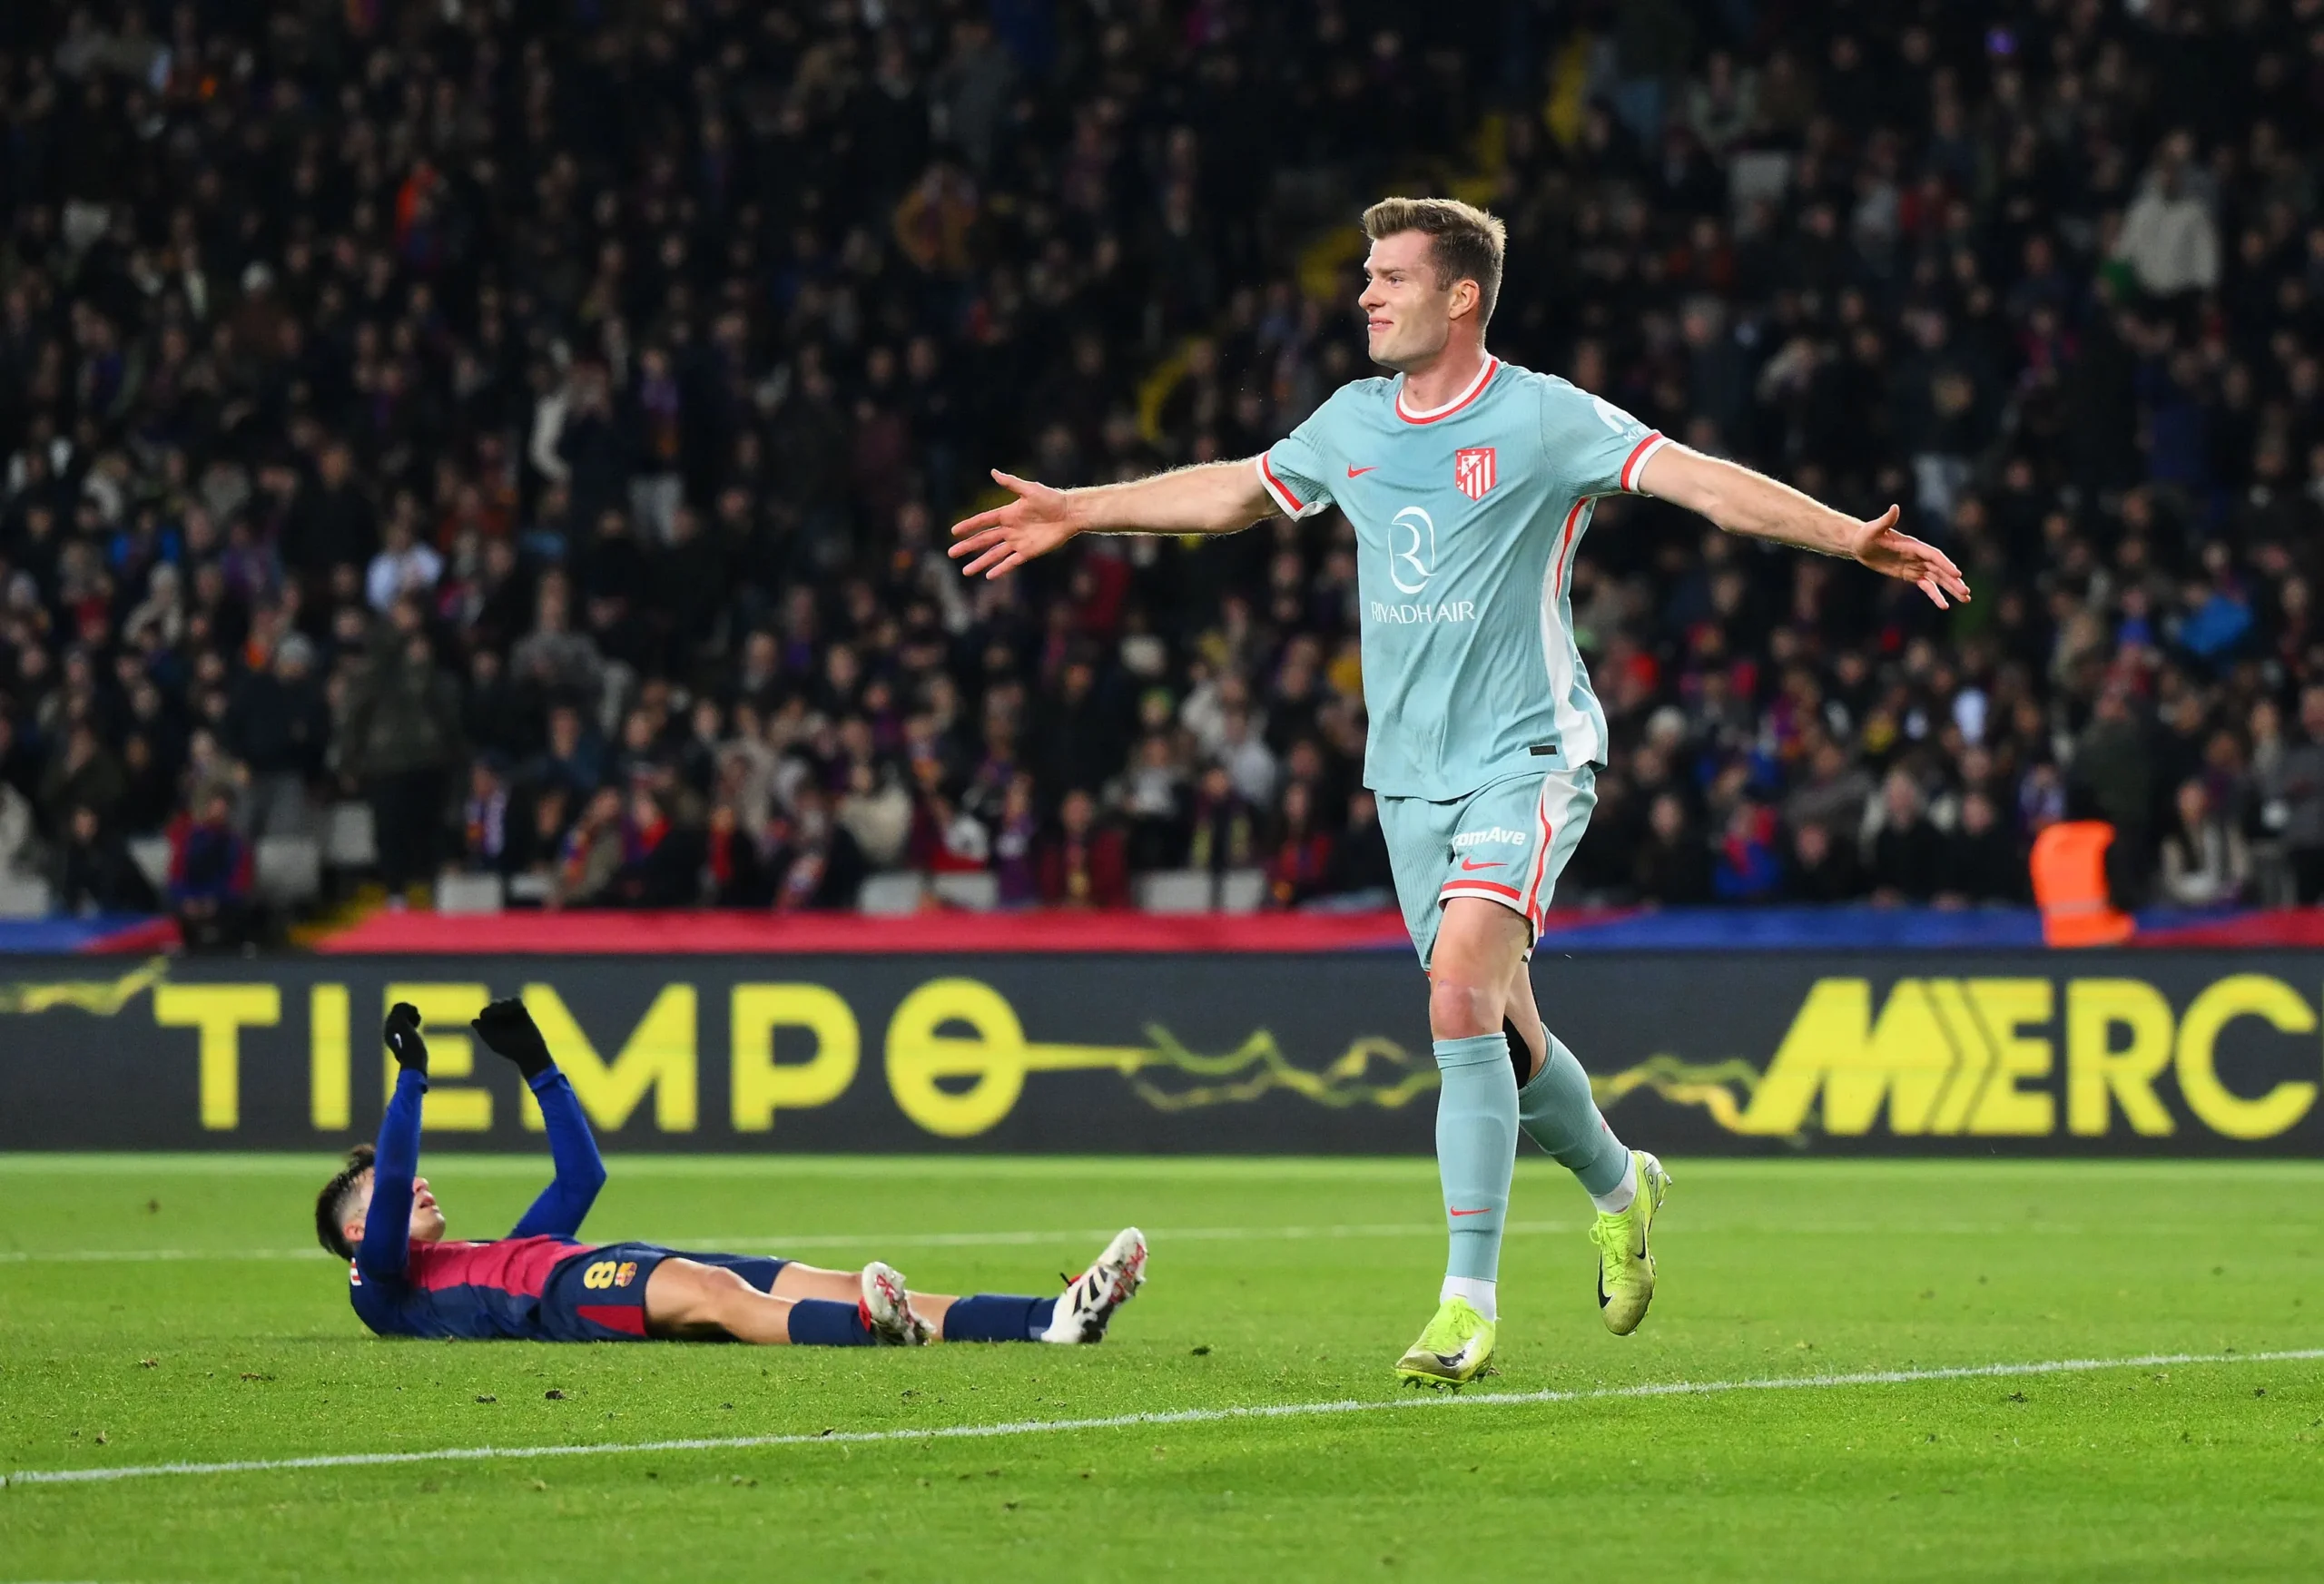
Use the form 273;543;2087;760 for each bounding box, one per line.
1257;357;1666;802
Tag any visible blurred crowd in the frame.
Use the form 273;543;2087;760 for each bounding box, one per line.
4;0;2324;934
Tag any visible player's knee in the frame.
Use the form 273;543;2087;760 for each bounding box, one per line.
1427;970;1504;1040
698;1264;760;1317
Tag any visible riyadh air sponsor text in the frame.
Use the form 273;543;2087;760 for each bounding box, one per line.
1369;598;1477;625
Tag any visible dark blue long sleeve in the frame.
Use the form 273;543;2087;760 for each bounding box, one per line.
358;1067;427;1281
507;1067;606;1239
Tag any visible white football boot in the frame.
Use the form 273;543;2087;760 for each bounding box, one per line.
860;1261;931;1344
1040;1227;1148;1343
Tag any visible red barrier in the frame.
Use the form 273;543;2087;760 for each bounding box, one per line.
312;907;1443;955
2129;910;2324;949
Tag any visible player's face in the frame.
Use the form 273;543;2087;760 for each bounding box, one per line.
344;1168;448;1249
408;1177;446;1242
1360;231;1456;370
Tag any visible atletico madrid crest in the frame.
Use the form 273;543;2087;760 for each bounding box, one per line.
1454;447;1497;500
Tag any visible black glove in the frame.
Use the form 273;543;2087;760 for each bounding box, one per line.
383;1002;428;1075
471;997;553;1080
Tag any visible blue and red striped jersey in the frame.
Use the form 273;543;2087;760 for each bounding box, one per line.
350;1067;608;1341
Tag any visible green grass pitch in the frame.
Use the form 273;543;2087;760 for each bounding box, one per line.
3;1155;2320;1580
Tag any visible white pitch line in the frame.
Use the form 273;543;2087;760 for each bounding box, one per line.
5;1348;2316;1489
678;1220;1581;1253
0;1222;1579;1264
0;1218;2224;1265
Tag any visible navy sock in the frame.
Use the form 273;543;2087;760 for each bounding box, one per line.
785;1297;872;1346
941;1294;1056;1343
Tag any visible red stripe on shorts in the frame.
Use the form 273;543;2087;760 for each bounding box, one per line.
576;1304;648;1336
1441;879;1524;901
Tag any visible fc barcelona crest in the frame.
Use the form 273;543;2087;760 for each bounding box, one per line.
1454;447;1497;500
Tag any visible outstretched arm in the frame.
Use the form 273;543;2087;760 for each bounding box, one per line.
507;1070;604;1238
949;461;1277;580
1636;445;1972;610
358;1004;428;1281
474;998;606;1238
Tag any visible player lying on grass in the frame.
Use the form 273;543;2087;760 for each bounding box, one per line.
951;195;1967;1386
316;999;1146;1347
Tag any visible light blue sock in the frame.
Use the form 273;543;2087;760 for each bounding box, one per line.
1518;1027;1631;1196
1434;1033;1519;1284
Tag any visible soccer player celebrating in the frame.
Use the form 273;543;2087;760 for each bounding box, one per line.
318;999;1147;1347
949;197;1968;1386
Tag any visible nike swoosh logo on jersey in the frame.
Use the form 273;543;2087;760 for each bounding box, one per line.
1458;859;1505;871
1346;465;1377;477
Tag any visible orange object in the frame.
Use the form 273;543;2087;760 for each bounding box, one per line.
2030;821;2135;946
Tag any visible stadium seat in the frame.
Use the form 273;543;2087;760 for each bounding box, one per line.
254;836;324;909
1217;869;1267;913
0;873;53;919
1134;870;1270;913
928;871;1000;911
323;802;378;871
857;871;929;915
1134;871;1215;914
129;837;172;893
434;871;506;915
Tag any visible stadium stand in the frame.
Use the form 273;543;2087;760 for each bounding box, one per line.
2;1;2322;945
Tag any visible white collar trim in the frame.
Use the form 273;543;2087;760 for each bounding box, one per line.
1395;355;1498;421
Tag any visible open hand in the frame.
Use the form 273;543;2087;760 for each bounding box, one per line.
1849;506;1972;610
948;470;1078;579
383;1002;428;1074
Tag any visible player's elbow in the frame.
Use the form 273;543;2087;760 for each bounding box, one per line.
1672;479;1728;525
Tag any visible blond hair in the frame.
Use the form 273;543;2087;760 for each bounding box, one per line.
1361;196;1508;326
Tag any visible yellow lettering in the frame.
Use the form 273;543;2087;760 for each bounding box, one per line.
310;984;350;1130
1738;979;1957;1136
883;978;1146;1137
382;984;493;1131
1965;979;2054;1136
519;984;697;1133
2174;976;2317;1140
153;984;281;1130
730;985;859;1132
887;978;1031;1137
1925;979;1994;1135
2064;979;2176;1136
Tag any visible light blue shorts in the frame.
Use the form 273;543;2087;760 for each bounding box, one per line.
1378;768;1597;969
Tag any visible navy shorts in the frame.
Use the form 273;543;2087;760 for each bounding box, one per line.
538;1244;790;1342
